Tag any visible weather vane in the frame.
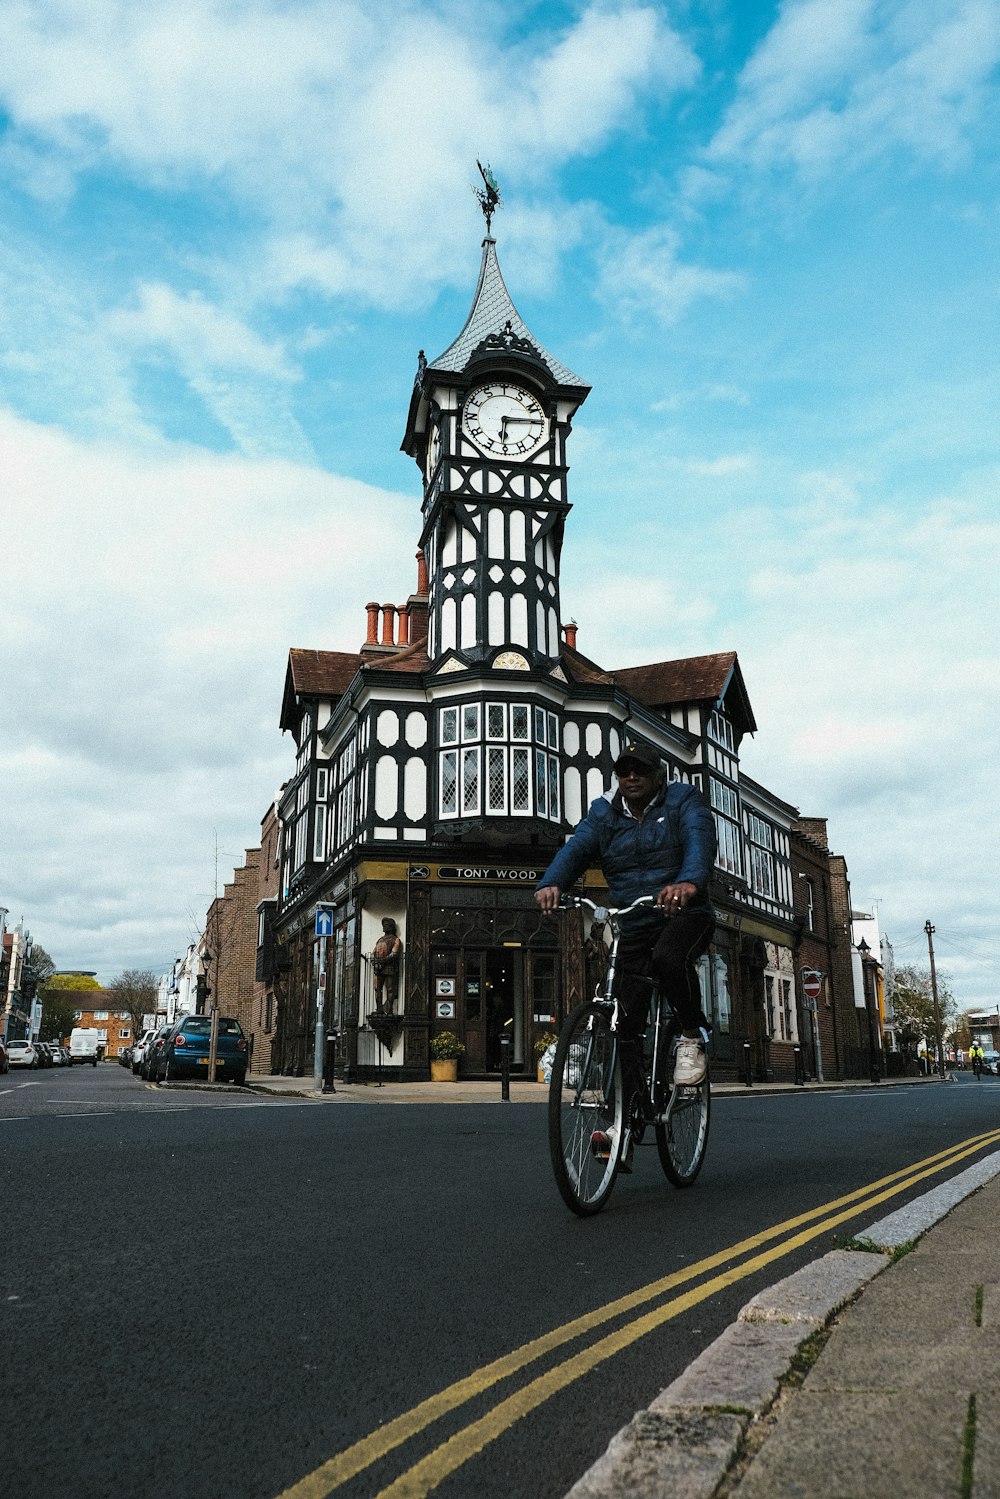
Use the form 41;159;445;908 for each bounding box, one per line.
473;159;501;233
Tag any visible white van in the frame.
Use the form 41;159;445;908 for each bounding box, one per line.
69;1028;100;1066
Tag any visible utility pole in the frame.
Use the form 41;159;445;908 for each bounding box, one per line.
924;919;947;1081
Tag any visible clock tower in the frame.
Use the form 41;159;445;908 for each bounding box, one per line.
402;227;590;671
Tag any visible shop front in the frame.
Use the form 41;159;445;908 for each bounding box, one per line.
427;883;560;1074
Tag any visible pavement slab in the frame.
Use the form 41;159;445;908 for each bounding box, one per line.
563;1166;1000;1499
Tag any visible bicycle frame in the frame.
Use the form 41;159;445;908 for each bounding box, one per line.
562;893;690;1125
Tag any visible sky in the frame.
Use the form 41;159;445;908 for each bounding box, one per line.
1;0;998;1006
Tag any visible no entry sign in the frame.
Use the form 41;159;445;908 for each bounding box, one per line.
801;969;823;1001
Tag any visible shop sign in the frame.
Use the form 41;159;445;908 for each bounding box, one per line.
437;866;541;883
435;978;456;996
435;1000;456;1019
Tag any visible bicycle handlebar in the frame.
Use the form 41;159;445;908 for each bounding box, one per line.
557;893;656;921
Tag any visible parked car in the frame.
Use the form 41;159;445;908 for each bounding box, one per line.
141;1024;174;1081
982;1050;1000;1075
118;1044;133;1068
34;1042;54;1068
131;1028;158;1075
157;1015;248;1085
48;1043;68;1066
0;1037;8;1073
7;1040;39;1069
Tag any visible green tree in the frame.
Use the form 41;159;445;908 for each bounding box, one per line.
38;991;82;1044
47;973;101;990
105;969;159;1048
892;962;956;1054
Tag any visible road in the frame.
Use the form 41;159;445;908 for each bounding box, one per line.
2;1066;999;1499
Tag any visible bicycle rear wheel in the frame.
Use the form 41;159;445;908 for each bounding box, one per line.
655;1067;711;1187
548;1002;624;1216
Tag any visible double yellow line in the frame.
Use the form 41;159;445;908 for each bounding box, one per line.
278;1127;1000;1499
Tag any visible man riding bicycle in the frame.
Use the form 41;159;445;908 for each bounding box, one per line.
970;1041;985;1077
535;740;717;1103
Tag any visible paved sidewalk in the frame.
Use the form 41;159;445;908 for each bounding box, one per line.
566;1158;1000;1499
244;1072;943;1105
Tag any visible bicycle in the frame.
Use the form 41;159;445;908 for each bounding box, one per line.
547;893;711;1216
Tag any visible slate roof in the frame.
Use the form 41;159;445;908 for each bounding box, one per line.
612;651;757;737
280;649;361;731
429;237;588;388
287;649;361;696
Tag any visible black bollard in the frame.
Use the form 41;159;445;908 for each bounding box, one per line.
743;1038;753;1087
322;1031;337;1094
500;1033;511;1102
793;1044;805;1086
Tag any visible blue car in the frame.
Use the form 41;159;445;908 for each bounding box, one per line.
157;1015;248;1084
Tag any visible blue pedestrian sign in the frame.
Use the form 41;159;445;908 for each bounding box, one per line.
315;907;333;937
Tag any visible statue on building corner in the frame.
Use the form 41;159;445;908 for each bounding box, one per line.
372;918;403;1015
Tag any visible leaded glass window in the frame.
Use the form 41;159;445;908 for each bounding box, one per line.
441;750;458;815
487;703;505;739
535;750;548;817
511;705;529;741
440;707;458;744
462;704;480;742
461;748;480;815
511;748;531;812
487;747;506;813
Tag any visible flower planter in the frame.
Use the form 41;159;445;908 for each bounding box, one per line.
430;1058;458;1082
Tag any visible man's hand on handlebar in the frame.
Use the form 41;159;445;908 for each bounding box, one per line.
656;880;697;914
535;885;561;913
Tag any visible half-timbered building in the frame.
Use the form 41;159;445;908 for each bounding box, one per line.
266;222;813;1084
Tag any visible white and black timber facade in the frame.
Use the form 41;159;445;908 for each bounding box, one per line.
264;228;819;1085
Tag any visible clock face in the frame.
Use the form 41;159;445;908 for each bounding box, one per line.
462;382;547;458
425;421;442;479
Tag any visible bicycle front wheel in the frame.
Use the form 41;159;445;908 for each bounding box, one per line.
656;1074;711;1187
548;1002;624;1216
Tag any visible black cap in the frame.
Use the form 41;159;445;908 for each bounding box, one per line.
613;741;661;774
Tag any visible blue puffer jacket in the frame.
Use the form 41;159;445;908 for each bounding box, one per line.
537;781;717;929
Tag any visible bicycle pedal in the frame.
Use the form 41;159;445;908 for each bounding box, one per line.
590;1130;612;1160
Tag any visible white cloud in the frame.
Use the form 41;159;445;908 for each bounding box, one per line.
595;224;745;325
560;472;1000;1005
0;1;696;307
0;408;416;975
708;0;1000;176
106;283;312;459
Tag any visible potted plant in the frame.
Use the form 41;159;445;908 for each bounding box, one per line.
429;1030;465;1082
534;1031;559;1083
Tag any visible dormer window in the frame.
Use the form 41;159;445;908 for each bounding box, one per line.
708;710;735;752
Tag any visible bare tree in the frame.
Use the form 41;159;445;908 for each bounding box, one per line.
106;969;159;1048
892;961;956;1055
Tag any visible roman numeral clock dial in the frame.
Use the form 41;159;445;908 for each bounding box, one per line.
462;382;547;457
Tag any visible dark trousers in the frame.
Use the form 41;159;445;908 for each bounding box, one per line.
614;908;715;1094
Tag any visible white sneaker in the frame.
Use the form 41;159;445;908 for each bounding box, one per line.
674;1037;707;1086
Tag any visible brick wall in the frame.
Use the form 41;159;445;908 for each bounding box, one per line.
204;849;261;1072
71;994;133;1058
